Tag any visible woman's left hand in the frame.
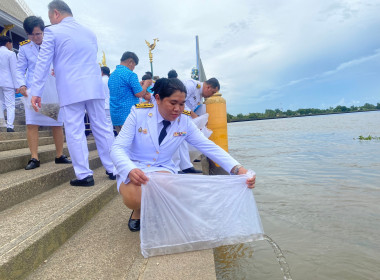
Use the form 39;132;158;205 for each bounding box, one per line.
238;167;256;189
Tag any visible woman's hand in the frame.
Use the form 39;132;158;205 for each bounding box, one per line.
237;167;256;189
128;168;149;185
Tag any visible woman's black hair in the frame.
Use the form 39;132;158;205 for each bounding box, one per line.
23;16;45;35
152;78;187;99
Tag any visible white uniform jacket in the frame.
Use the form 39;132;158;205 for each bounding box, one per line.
31;17;104;106
16;40;42;88
183;79;203;111
0;46;18;89
110;104;239;185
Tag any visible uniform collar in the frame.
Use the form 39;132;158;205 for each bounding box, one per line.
61;17;75;23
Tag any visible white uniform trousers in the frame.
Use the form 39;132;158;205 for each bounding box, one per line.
105;109;114;135
61;99;114;179
0;87;15;129
172;141;193;171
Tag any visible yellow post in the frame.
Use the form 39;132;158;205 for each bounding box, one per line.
205;92;228;152
204;92;229;175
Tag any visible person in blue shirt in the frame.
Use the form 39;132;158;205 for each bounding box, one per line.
108;52;152;132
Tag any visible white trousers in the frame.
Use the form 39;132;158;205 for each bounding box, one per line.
61;99;115;179
0;87;15;129
172;141;193;171
105;109;114;135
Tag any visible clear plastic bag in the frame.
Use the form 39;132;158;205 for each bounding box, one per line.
26;71;60;120
188;113;213;161
140;172;264;258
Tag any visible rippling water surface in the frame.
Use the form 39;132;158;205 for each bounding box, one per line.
215;111;380;280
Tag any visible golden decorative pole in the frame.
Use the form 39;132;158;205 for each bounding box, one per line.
145;38;159;76
0;24;15;36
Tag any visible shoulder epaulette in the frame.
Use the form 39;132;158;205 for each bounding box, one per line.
19;40;31;46
182;110;191;116
135;103;154;109
196;83;201;89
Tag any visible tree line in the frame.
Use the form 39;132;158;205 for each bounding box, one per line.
227;102;380;123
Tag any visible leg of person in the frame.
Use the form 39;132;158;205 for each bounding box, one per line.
3;87;15;131
25;125;40;170
52;126;72;164
105;109;114;135
0;88;5;126
61;102;93;185
119;181;141;232
85;99;115;179
178;142;202;173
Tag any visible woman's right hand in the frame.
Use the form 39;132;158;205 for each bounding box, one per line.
128;168;149;185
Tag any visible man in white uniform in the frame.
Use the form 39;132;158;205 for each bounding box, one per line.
0;36;18;132
31;0;115;186
176;78;220;173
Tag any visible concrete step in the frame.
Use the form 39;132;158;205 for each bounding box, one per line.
0;136;56;152
0;149;102;212
24;196;216;280
0;167;118;280
0;140;96;174
0;130;52;141
0;125;51;132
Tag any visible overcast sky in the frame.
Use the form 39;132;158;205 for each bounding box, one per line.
23;0;380;114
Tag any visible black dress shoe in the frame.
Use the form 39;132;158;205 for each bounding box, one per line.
128;210;140;232
6;128;15;132
106;171;116;180
70;175;94;187
181;167;202;174
193;159;201;162
55;155;72;164
25;158;40;170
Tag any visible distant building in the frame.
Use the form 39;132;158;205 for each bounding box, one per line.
0;0;33;51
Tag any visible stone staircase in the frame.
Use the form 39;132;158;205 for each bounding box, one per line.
0;123;118;279
0;119;216;280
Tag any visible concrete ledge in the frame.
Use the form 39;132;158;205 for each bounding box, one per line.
0;168;118;280
0;149;102;212
0;141;96;174
0;131;52;141
0;137;55;152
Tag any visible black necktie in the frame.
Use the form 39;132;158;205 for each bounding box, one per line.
158;120;170;145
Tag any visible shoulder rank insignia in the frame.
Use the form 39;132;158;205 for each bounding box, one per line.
135;103;154;109
196;83;201;89
19;39;31;46
182;110;191;116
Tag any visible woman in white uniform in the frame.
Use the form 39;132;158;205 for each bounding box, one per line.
110;78;256;232
17;16;71;170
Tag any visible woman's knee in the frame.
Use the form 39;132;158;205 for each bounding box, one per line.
119;182;141;209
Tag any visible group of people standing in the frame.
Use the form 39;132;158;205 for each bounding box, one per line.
1;0;256;232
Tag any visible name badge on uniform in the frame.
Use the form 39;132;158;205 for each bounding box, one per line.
173;132;187;137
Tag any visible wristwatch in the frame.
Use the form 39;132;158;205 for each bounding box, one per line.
231;165;243;175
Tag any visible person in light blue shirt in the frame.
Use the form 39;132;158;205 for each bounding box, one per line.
108;52;152;131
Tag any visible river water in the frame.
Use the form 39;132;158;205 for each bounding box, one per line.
214;111;380;280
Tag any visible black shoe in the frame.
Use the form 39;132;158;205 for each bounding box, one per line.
70;175;94;187
178;171;185;174
128;210;140;232
181;167;202;174
25;158;40;170
6;128;15;132
106;171;116;180
193;159;201;162
55;155;72;164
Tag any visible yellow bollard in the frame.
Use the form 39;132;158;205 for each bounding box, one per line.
205;92;228;152
205;92;229;174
